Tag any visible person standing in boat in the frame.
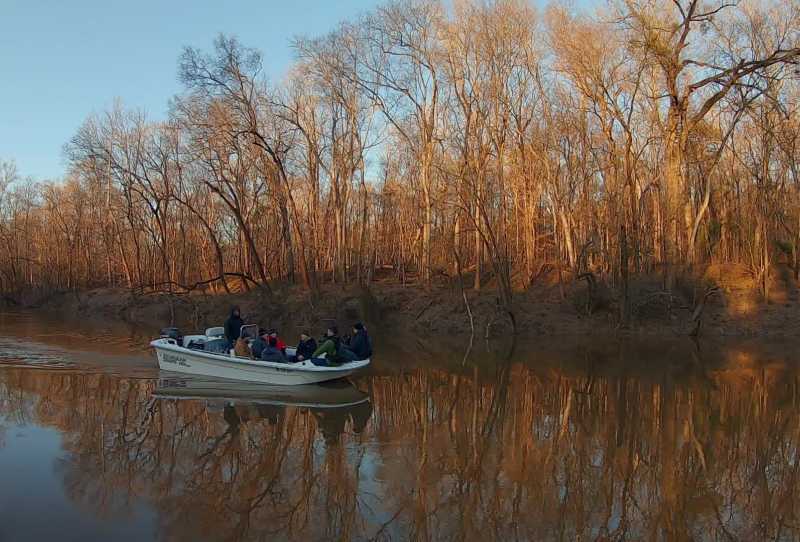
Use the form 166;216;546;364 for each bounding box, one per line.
224;306;245;348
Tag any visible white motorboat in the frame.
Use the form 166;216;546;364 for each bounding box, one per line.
150;326;371;386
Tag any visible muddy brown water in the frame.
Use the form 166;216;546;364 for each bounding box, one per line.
1;311;800;541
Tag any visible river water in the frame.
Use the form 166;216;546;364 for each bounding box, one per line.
1;311;799;541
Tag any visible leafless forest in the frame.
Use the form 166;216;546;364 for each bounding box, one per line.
2;0;799;322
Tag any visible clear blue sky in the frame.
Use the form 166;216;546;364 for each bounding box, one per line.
0;0;381;180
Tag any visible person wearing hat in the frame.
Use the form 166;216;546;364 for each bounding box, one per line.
250;328;269;359
224;306;245;348
347;322;372;360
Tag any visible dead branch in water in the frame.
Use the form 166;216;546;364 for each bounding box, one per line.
485;297;517;339
577;272;597;315
414;299;436;321
452;241;475;337
632;284;721;336
689;286;721;337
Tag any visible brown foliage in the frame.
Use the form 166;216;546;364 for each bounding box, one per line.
1;0;799;328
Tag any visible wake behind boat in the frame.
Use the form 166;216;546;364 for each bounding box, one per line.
150;326;370;385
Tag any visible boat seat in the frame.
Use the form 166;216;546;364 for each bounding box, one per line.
205;326;225;338
204;338;228;354
186;340;206;351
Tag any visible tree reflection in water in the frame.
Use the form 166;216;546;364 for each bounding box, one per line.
1;351;799;541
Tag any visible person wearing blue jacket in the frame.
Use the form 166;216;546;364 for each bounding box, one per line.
261;337;288;363
250;328;269;359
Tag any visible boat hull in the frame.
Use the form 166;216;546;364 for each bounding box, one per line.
151;339;370;385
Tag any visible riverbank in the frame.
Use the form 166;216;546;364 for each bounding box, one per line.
6;262;800;342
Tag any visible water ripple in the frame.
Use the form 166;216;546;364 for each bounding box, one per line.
0;337;76;369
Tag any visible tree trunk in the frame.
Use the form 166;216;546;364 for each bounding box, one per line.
559;209;576;270
421;155;433;286
474;201;482;291
620;224;630;327
663;112;686;288
278;198;295;283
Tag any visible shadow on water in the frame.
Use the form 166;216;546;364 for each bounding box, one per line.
2;312;800;540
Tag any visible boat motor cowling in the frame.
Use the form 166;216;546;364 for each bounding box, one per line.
160;327;182;342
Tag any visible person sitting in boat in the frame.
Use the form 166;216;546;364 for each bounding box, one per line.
250;328;269;359
234;336;252;358
268;329;287;353
261;337;288;363
347;322;372;360
224;306;245;347
291;331;317;362
312;326;343;364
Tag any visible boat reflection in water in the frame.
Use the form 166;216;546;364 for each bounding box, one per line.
153;375;371;409
153;376;374;444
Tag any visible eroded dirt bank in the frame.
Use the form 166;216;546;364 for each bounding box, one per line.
8;262;800;343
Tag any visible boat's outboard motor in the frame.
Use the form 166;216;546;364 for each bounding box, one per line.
160;327;182;343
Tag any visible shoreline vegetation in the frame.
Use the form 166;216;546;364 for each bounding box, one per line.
4;260;800;342
1;1;800;343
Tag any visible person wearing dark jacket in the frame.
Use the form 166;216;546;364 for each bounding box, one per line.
224;306;245;347
294;332;317;361
261;337;288;363
250;328;269;359
348;322;372;360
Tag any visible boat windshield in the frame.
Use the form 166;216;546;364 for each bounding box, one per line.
240;324;258;340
